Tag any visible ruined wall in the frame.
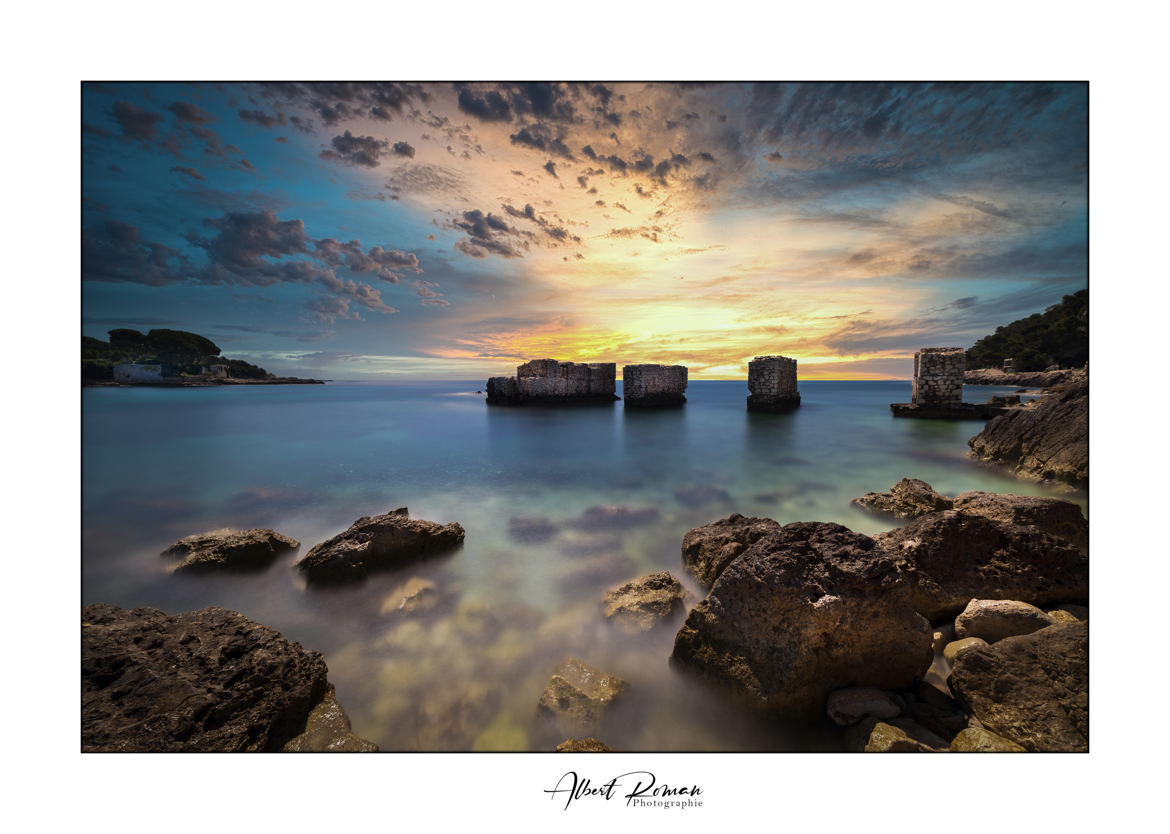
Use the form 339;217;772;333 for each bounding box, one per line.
911;347;965;407
747;355;800;411
113;364;163;384
622;364;688;406
487;359;617;404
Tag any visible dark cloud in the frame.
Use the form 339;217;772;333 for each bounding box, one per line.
606;225;666;243
320;130;391;167
543;160;558;178
451;209;530;259
171;165;206;182
111;101;163;142
501;203;582;245
256;82;428;131
384;163;466;198
168;101;215;124
239;108;286;128
510;124;574;160
392;141;416;158
313;238;421;282
82;220;191;286
455;85;513;122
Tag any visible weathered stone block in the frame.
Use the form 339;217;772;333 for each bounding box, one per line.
747;355;800;411
623;364;688;406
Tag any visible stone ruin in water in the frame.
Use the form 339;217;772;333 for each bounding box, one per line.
747;355;801;411
622;364;688;407
892;347;986;419
486;359;618;405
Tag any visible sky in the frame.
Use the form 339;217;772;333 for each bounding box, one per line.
81;81;1088;380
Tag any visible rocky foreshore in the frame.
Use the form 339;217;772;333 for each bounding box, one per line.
82;603;376;752
968;373;1088;487
963;367;1084;387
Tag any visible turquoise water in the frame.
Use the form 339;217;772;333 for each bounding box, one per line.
82;380;1084;751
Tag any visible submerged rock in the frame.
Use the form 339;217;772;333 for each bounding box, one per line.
671;522;933;718
674;485;733;509
948;621;1088;751
952;491;1088;553
380;577;442;618
874;510;1088;622
283;687;379;752
602;571;692;634
296;507;465;584
852;478;954;519
569;504;661;532
968;374;1088;486
954;599;1057;643
537;658;628;738
161;527;299;573
680;513;782;588
556;737;615;752
82;603;375;752
507;516;558;543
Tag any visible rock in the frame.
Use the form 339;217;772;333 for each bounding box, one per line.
507;516;558;543
874;510;1088;622
949;727;1026;752
954;599;1057;643
82;603;375;752
160;527;299;573
537;659;628;738
968;374;1088;486
899;691;968;740
674;485;733;508
380;577;441;617
1047;603;1088;622
852;479;953;519
680;513;782;588
963;368;1083;387
296;507;465;584
1046;608;1080;624
282;687;379;752
825;687;901;726
948;622;1088;751
952;491;1088;553
569;505;660;532
943;637;989;666
857;719;942;752
556;737;615;752
671;522;933;718
602;571;692;634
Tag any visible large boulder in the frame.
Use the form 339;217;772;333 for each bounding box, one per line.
671;522;934;718
296;507;464;584
968;375;1088;486
953;491;1088;553
852;479;954;519
953;599;1057;643
82;603;376;752
948;621;1088;751
874;511;1088;622
537;658;628;738
602;571;692;634
161;528;299;573
949;727;1026;752
680;513;782;588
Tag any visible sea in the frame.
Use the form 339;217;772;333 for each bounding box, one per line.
81;380;1086;751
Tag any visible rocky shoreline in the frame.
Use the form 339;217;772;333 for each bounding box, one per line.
963;367;1084;387
85;376;326;387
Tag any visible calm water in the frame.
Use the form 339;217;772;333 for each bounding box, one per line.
82;380;1085;751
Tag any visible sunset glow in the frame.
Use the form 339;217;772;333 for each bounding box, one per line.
82;82;1088;380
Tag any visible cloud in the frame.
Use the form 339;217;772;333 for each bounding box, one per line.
384;163;466;198
413;279;450;306
511;124;574;160
313;237;421;282
392;141;416;158
501;202;582;245
167;101;216;125
319;130;391;167
238;108;286;128
451;209;530;259
543;160;558;178
111;101;163;142
455;85;513;122
170;165;206;182
82;220;191;286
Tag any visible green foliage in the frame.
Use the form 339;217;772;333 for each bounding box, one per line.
81;327;269;382
966;290;1088;371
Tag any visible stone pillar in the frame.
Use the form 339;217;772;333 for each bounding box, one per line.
747;355;800;411
486;359;617;405
911;348;965;407
622;364;688;406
